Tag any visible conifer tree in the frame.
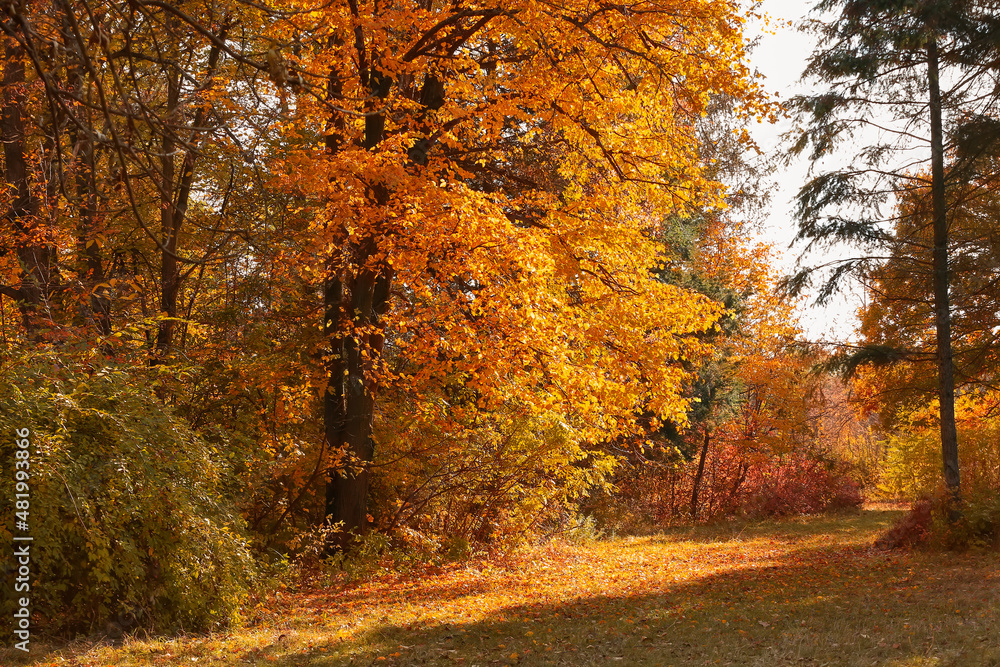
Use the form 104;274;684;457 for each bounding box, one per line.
789;0;1000;508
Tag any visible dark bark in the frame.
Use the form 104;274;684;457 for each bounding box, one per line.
690;426;711;521
61;5;112;336
728;461;749;505
2;34;57;334
324;267;392;548
322;53;395;550
153;71;181;358
927;38;962;511
323;275;347;518
153;35;224;358
320;18;478;552
72;129;112;335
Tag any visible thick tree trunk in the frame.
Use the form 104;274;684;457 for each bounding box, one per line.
323;265;392;549
321;53;440;551
690;426;711;521
927;38;962;512
321;52;398;551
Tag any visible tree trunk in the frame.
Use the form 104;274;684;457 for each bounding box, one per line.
73;130;111;336
324;264;392;550
727;461;749;508
322;54;408;551
690;426;711;521
323;274;347;536
152;35;222;358
64;53;111;335
1;34;56;334
321;46;443;550
154;72;181;358
927;38;962;513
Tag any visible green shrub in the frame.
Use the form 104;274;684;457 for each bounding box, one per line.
930;489;1000;549
960;490;1000;546
878;429;945;499
878;400;1000;500
0;356;256;634
369;394;616;553
558;513;604;544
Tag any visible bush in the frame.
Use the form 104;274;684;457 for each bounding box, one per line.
740;452;863;517
0;356;256;634
875;497;933;549
369;397;616;553
877;490;1000;550
958;490;1000;547
594;442;862;533
928;489;1000;550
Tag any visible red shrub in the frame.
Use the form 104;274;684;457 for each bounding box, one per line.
875;498;933;549
599;442;862;531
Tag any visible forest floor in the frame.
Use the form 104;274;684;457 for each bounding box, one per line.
7;507;1000;667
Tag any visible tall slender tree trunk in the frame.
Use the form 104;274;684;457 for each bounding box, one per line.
323;274;347;537
690;426;711;521
154;73;181;358
2;33;56;335
927;37;962;511
152;35;222;357
61;5;111;336
73;132;111;335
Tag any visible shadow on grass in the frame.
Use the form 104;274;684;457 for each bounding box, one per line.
5;510;999;667
290;511;904;614
310;540;999;666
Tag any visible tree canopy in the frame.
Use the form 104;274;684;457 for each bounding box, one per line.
5;0;1000;639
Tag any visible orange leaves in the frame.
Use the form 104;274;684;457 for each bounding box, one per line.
257;0;774;538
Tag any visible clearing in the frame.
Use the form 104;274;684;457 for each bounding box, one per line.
6;509;1000;666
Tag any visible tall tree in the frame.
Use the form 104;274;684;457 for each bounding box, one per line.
264;0;770;546
0;0;278;357
788;0;1000;508
2;0;771;552
1;23;57;336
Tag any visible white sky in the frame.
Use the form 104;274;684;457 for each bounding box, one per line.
745;0;863;345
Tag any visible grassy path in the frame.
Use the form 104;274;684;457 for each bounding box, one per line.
7;509;1000;666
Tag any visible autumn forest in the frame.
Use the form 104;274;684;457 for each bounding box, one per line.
2;0;1000;664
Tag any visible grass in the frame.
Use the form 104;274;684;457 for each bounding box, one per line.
5;508;1000;666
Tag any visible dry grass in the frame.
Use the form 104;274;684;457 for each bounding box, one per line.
5;509;1000;666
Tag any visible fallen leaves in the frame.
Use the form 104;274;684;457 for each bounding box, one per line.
9;511;1000;666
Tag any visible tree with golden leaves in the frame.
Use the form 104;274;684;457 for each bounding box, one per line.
258;0;771;545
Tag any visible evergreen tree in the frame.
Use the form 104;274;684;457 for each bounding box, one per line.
788;0;1000;509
